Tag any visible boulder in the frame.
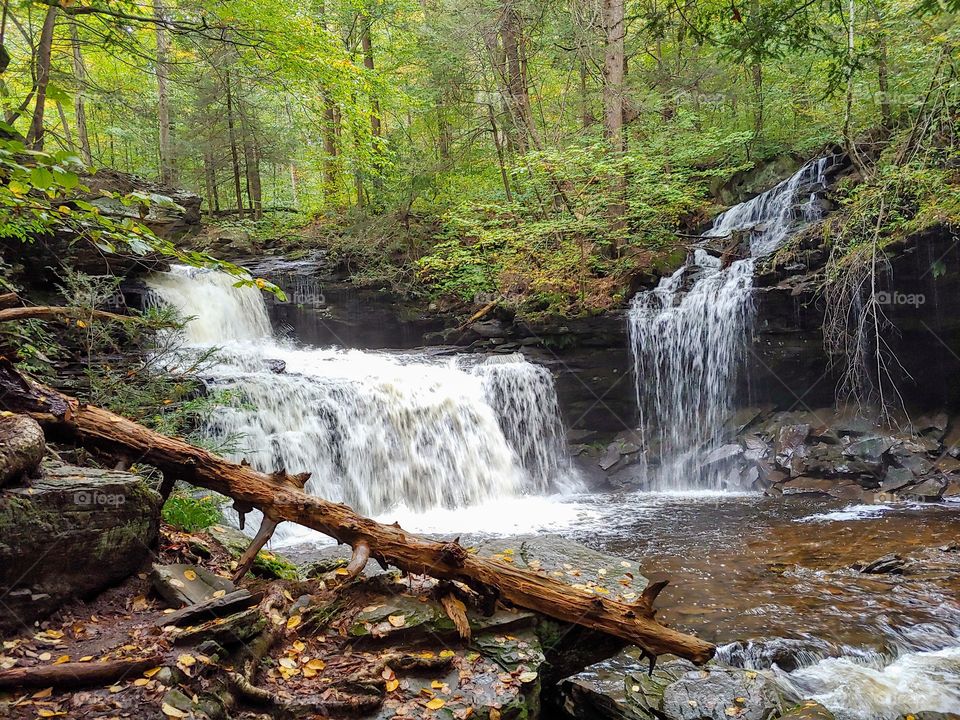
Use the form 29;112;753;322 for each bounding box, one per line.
0;413;44;487
897;477;947;502
0;461;161;633
880;466;915;493
842;436;893;461
779;702;836;719
661;665;785;720
151;563;236;606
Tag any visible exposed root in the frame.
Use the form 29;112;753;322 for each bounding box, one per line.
341;540;370;582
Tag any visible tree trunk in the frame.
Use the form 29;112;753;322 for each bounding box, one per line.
68;19;92;165
500;2;531;153
0;361;715;665
487;103;513;203
0;656;162;690
239;101;263;220
602;0;626;238
154;0;176;185
875;6;891;130
26;5;58;150
224;70;245;216
361;18;381;139
204;150;219;214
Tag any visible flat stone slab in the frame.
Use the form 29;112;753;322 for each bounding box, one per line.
475;535;649;602
151;563;236;606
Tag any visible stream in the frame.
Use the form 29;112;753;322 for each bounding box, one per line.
144;159;960;718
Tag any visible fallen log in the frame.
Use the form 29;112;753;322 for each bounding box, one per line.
0;305;133;324
0;655;162;689
0;359;715;664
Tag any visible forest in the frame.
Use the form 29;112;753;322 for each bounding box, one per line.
2;0;957;313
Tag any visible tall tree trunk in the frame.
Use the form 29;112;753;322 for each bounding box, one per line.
241;119;263;219
487;103;513;203
580;59;592;130
26;5;58;150
154;0;176;185
68;19;92;165
224;70;245;216
204;150;219;214
56;101;73;148
874;4;891;130
843;0;867;176
749;0;763;140
361;18;381;139
602;0;626;238
500;2;531;152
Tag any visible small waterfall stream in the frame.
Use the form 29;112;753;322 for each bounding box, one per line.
147;266;577;541
628;158;830;490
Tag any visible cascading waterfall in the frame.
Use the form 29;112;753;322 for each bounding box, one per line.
146;266;577;538
628;158;830;490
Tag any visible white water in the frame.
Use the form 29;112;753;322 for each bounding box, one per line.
146;266;577;541
628;158;830;490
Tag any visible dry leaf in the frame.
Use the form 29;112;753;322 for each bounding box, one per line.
177;654;196;668
161;703;188;718
439;650;455;658
386;678;400;692
425;698;445;710
286;615;302;630
517;671;537;684
143;667;162;678
182;570;198;581
32;687;53;699
53;655;70;665
306;659;326;670
387;615;406;628
134;678;150;687
431;680;444;689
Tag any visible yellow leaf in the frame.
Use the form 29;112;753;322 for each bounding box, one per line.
32;687;53;699
76;320;86;328
303;667;317;678
182;569;197;581
334;568;351;575
286;614;302;630
161;704;188;718
143;667;162;677
292;641;306;653
177;654;196;667
388;615;406;628
37;710;66;718
255;278;266;289
439;650;455;658
79;656;93;662
58;205;71;214
431;680;444;689
426;698;445;710
386;678;400;692
53;655;70;665
212;589;226;598
108;685;123;693
306;659;325;670
42;630;64;639
134;678;150;686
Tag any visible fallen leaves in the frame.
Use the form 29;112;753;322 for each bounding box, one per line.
388;615;406;628
286;614;302;631
161;703;188;718
425;698;445;710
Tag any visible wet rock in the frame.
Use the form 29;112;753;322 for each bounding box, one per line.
743;435;770;462
776;424;811;457
880;466;916;493
897;477;947;502
779;702;836;719
151;563;235;606
897;454;934;477
842;436;893;461
266;358;286;374
915;412;949;440
855;553;906;574
781;476;835;495
801;444;878;477
0;460;161;633
661;665;785;720
703;444;743;466
600;444;624;471
892;434;941;454
557;648;688;720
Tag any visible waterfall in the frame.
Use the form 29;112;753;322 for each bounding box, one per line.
146;266;577;535
628;158;831;490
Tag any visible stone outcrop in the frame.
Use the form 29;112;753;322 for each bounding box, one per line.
0;460;161;634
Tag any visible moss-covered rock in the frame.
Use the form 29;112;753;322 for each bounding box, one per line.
204;523;300;580
0;460;161;634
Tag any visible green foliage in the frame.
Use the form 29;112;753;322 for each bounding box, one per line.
162;491;224;532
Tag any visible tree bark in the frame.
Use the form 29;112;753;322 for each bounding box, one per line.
0;361;714;665
26;5;58;150
602;0;626;239
224;69;246;216
154;0;176;186
68;19;92;165
239;100;263;220
0;656;162;690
